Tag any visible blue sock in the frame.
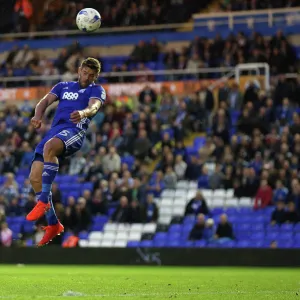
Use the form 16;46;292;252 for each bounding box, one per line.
39;163;59;204
36;192;41;201
46;192;58;225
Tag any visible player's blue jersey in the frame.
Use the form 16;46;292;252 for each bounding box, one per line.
49;81;106;131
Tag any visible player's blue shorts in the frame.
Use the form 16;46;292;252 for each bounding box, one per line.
33;126;85;163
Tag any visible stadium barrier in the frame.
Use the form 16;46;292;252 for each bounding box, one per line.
0;247;299;267
0;74;269;101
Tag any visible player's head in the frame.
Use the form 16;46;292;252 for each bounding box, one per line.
78;57;101;87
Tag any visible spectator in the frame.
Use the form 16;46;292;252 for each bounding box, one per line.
185;191;210;216
69;151;86;175
215;214;234;241
133;129;152;161
271;201;286;225
174;155;187;180
7;198;23;216
285;202;299;224
254;179;273;210
0;173;19;202
74;197;91;233
141;194;158;223
88;189;107;216
0;222;12;247
273;180;288;204
24;191;36;215
147;171;165;197
163;166;177;189
189;213;206;240
128;199;142;223
111;196;130;223
51;182;62;205
102;146;121;174
203;218;215;241
208;163;224;190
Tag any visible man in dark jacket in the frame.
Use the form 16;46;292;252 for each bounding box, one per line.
111;196;130;223
215;214;234;240
189;213;205;240
185;190;210;216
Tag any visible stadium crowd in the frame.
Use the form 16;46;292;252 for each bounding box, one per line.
1;30;297;87
2;0;208;33
1;71;300;246
217;0;298;11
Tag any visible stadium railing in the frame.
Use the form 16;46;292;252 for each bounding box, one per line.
193;6;300;30
0;7;299;39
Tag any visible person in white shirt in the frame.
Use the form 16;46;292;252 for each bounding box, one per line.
0;222;12;247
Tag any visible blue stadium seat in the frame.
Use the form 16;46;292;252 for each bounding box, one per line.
194;240;207;247
154;232;167;241
250;232;265;240
181;241;194;248
127;241;139;247
183;216;195;225
23;222;35;234
265;232;279;241
167;232;181;240
236;240;251;248
169;224;182;232
139;240;153;247
251;224;264;232
91;223;104;231
198;176;209;188
26;239;34;247
266;224;280;232
92;215;109;224
78;232;89;240
153;240;166;247
10;223;21;234
219;241;236;248
280;223;294;231
166;240;181;248
82;182;93;191
294;223;300;232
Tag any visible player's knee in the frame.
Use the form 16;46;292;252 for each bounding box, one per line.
29;170;40;186
43;139;62;158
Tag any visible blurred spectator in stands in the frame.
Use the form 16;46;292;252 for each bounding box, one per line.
147;170;164;195
51;182;62;205
227;82;243;110
141;194;158;223
0;173;19;202
128;41;147;64
242;167;259;198
139;86;157;105
287;179;300;213
186;53;203;79
133;129;151;161
223;166;234;190
88;189;107;216
135;63;154;82
271;201;286;225
111;196;130;223
212;109;230;144
285;202;299;224
128;199;142;223
12;45;34;69
164;166;177;189
24;191;35;215
19;142;34;170
273;180;288;204
0;222;12;247
189;213;206;240
174;155;187;180
204;218;215;241
102;146;121;175
214;214;234;242
209;164;224;190
20;179;31;203
185;190;210;216
14;0;33;32
74;197;91;233
254;179;273;210
62;206;77;233
69;151;86;175
7;198;22;217
276;98;293;126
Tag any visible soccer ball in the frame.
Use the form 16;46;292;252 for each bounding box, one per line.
76;8;101;32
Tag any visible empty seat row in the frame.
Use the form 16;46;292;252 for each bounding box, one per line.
88;231;142;241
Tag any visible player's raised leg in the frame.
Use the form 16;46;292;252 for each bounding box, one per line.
27;160;51;220
27;138;64;246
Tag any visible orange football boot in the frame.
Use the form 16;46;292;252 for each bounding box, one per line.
26;201;51;221
37;222;64;247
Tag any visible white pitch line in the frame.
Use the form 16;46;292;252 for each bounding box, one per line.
0;290;298;298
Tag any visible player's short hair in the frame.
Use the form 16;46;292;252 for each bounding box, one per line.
81;57;101;74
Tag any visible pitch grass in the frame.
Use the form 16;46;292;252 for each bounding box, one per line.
0;266;299;300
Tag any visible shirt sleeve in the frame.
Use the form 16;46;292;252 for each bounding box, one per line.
49;82;63;99
90;85;106;103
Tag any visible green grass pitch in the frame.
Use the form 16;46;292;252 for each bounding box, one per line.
0;265;299;299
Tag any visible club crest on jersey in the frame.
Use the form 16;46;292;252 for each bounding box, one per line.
62;92;79;100
78;89;86;93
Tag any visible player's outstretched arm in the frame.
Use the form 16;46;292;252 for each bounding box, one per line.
70;98;102;124
31;93;58;129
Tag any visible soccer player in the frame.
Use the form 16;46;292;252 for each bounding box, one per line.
26;57;106;246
